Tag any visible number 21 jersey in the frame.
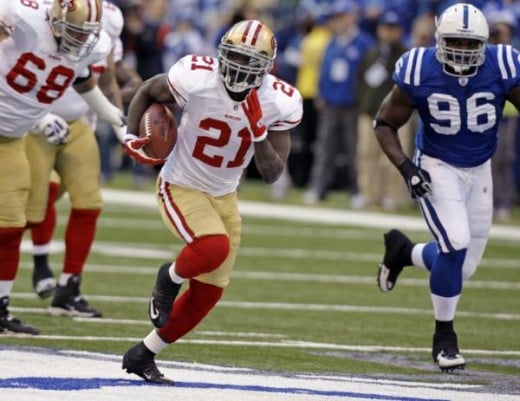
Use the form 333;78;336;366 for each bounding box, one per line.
163;54;303;197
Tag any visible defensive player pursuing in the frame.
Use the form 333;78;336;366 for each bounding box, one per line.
121;19;303;383
27;0;141;319
0;0;125;334
373;3;520;371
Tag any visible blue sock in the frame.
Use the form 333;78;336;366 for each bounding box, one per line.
422;241;438;272
430;248;467;297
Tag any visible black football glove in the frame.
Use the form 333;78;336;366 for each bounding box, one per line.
398;158;432;199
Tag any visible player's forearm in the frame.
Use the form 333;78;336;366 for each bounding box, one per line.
127;74;174;134
253;137;289;184
374;126;409;168
126;85;155;135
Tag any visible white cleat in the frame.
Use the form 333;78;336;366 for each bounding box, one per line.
436;350;466;372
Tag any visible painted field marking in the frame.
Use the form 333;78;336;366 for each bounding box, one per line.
5;348;518;401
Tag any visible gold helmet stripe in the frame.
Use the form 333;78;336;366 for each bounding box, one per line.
241;20;263;46
87;0;101;23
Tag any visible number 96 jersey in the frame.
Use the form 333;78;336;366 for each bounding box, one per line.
394;45;520;167
162;55;303;197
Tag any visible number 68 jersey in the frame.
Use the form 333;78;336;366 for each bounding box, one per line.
0;0;111;138
162;54;303;197
394;45;520;167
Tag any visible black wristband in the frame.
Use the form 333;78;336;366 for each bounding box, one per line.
397;158;415;176
373;119;397;132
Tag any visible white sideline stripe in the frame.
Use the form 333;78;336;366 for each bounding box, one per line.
19;240;520;270
97;218;385;241
10;300;520;321
89;215;520;248
101;188;520;241
70;319;288;338
17;260;520;289
4;333;520;357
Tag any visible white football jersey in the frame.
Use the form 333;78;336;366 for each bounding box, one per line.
162;55;303;196
50;0;124;122
0;0;111;137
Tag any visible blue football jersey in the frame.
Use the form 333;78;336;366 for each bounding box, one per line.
393;45;520;167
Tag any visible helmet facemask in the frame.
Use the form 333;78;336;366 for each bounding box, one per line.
436;36;486;74
435;3;488;76
217;20;276;93
50;0;102;61
218;43;273;93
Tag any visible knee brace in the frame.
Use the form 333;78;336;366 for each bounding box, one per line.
175;234;230;279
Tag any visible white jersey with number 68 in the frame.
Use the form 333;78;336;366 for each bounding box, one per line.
0;0;111;137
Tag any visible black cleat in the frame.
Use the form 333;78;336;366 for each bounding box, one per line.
432;331;466;372
122;341;174;385
149;263;181;328
32;263;56;299
0;296;39;335
48;275;102;318
377;229;414;292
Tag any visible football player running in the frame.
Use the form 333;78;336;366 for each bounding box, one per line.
26;0;140;319
121;19;303;384
0;0;125;335
373;3;520;371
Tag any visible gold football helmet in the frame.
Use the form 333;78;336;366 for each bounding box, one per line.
49;0;102;60
218;20;277;93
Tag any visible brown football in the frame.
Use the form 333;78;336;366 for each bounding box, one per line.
138;103;177;160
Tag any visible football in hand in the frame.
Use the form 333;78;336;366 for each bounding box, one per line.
138;103;178;160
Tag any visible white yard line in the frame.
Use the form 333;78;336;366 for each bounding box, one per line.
101;188;520;241
10;299;520;321
2;335;520;358
20;239;520;269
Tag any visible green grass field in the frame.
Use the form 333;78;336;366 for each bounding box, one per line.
4;177;520;386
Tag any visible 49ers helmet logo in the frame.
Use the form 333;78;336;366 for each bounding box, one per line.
58;0;76;11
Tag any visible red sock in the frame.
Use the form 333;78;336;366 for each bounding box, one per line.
175;235;230;278
158;279;223;343
63;208;101;275
30;181;60;245
0;227;25;280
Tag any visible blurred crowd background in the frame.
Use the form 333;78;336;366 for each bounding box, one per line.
99;0;520;222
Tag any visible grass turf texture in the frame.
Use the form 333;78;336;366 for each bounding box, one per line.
6;175;520;384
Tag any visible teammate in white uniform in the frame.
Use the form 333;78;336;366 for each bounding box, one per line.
373;3;520;371
26;0;132;318
0;0;124;335
121;19;303;384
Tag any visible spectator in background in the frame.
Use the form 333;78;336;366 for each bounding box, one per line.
488;9;519;222
121;0;170;79
210;2;262;51
356;10;411;211
407;12;436;48
288;2;333;189
268;2;316;199
303;0;374;205
359;0;416;38
162;11;211;73
120;0;171;186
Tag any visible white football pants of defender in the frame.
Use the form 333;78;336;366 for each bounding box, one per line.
416;153;493;281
